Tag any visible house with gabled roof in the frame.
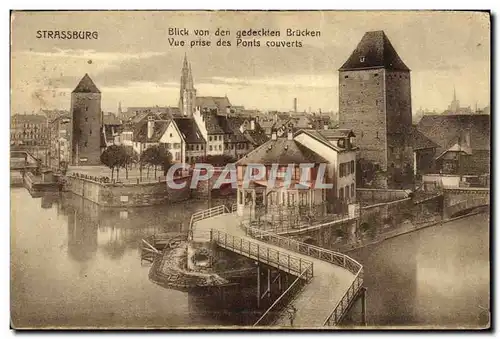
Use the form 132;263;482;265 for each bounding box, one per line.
132;117;185;163
234;127;357;217
417;114;490;175
173;117;206;164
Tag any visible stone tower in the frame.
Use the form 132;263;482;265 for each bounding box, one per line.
71;74;102;165
339;30;412;173
179;54;197;117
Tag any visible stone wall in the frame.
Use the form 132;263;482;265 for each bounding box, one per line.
67;175;191;207
339;68;388;169
356;188;410;204
71;92;102;165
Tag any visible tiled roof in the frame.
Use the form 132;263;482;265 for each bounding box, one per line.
203;112;225;135
173;118;205;143
72;74;101;93
339;31;410;71
133;120;171;143
216;115;248;143
236;137;328;166
409;125;439;150
294;129;357;152
12;114;47;123
417;114;490;153
243;122;269;146
196;96;231;112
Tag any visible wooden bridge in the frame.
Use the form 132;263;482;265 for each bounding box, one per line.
190;205;365;328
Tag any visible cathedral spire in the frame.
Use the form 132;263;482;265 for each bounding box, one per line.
179;55;196;117
453;86;456;102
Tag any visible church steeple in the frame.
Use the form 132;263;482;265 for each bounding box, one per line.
179;54;197;117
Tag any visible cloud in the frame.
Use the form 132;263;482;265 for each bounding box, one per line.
207;75;337;89
19;48;167;62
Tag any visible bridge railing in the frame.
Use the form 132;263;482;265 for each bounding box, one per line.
244;225;363;327
189;205;230;240
210;229;313;280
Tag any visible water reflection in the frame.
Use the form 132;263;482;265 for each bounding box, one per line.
11;188;235;328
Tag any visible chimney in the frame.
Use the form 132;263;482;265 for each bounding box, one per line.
250;119;255;131
147;116;154;139
293;98;297;113
271;129;277;140
287;128;293;140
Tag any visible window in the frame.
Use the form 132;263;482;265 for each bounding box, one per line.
170;133;173;137
175;152;180;161
344;75;349;79
85;106;88;111
345;186;350;199
209;145;213;151
351;184;355;198
89;129;92;135
360;56;365;62
218;145;222;151
84;141;88;147
339;187;344;200
85;117;88;122
209;136;212;141
174;143;180;149
350;160;354;174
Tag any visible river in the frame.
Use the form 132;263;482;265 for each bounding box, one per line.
10;188;490;328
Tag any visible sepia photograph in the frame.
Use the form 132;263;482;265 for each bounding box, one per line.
9;10;491;329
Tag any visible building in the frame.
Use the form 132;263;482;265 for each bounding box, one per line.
173;117;206;164
235;127;357;217
132;117;185;163
48;114;71;169
294;128;357;213
71;74;103;165
10;114;49;147
339;31;413;178
102;113;123;147
179;55;197;117
196;96;232;115
417;114;490;175
193;108;225;156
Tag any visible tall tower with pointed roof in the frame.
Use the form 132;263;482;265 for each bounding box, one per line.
70;73;102;165
339;30;412;178
179;54;197;117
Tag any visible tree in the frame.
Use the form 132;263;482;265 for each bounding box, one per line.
140;146;158;179
158;144;173;176
100;145;124;181
118;146;134;180
101;145;131;180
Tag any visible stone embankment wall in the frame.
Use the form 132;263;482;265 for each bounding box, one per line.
67;175;191;207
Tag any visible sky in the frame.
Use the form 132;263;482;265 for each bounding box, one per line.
10;11;490;115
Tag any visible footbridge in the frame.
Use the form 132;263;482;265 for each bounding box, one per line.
191;205;365;328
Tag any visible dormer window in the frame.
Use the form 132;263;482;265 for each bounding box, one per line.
337;138;346;148
360;56;365;63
